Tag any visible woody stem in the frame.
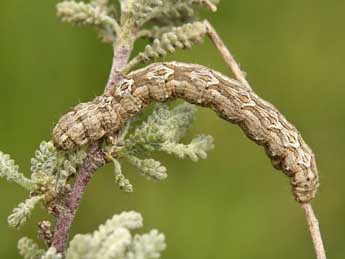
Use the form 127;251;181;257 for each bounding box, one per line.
50;29;135;255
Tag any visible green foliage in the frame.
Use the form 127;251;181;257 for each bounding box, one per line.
65;211;166;259
18;238;62;259
122;0;218;26
4;1;218;257
18;212;165;259
8;195;44;229
124;21;207;72
41;248;62;259
126;230;166;259
1;141;86;229
18;237;45;259
160;135;214;162
111;157;134;193
121;0;164;26
55;0;217;45
57;0;218;64
30;141;86;178
125;103;197;153
30;141;87;190
31;141;58;176
57;0;119;43
0;152;35;190
143;21;207;60
1;104;213;228
126;102;214;158
105;103;214;192
57;1;114;26
126;156;167;181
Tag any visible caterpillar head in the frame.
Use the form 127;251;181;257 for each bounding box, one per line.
291;165;319;203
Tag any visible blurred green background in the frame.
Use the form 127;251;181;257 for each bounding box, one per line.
0;0;344;258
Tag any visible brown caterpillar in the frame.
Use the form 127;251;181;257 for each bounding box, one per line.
52;62;319;203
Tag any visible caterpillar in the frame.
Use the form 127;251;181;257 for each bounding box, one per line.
52;61;319;203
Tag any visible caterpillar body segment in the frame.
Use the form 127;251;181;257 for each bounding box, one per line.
52;62;319;203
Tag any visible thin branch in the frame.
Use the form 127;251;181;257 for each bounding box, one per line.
194;0;218;12
50;15;325;259
204;20;252;90
51;29;136;254
107;18;122;36
105;39;134;95
302;203;327;259
51;141;106;253
204;20;326;258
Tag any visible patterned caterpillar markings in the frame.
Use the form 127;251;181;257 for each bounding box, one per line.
52;62;319;203
53;96;124;149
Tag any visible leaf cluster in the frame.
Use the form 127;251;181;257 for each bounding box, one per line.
0;142;86;228
1;1;220;258
18;211;166;259
107;103;214;192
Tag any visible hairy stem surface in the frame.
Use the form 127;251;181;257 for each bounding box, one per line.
105;36;135;95
51;30;135;254
302;203;327;259
204;20;251;90
51;141;105;252
51;21;325;259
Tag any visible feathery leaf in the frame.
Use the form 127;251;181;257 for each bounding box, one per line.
0;151;35;190
123;0;218;26
17;237;45;259
41;248;63;259
161;135;214;161
126;230;166;259
8;195;44;228
57;1;114;26
30;141;58;177
124;22;207;73
111;157;133;192
66;211;166;259
125;103;197;154
126;156;167;181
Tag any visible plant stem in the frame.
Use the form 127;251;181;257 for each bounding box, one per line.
50;16;325;259
51;26;135;254
302;203;327;259
51;141;105;253
105;36;134;94
204;21;326;258
195;0;217;12
204;20;252;90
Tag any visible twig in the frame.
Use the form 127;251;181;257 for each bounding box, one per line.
105;39;134;95
204;20;326;258
194;0;217;12
50;16;325;259
302;203;327;259
108;19;122;36
204;20;252;90
51;142;105;253
51;30;135;254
